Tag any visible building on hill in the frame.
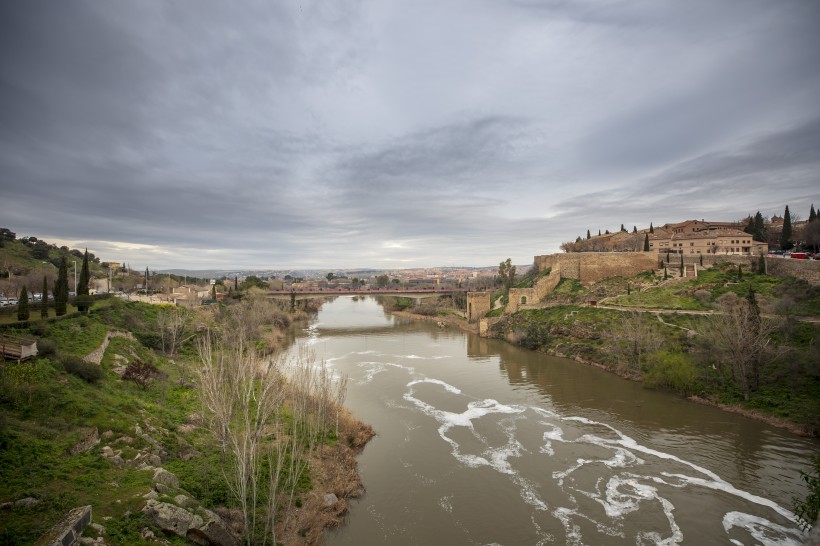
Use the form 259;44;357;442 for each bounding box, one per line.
648;228;766;255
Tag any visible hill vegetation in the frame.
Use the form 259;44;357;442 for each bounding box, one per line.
0;291;371;545
483;262;820;435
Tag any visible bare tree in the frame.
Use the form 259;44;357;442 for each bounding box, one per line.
700;291;781;400
157;306;191;356
606;311;663;371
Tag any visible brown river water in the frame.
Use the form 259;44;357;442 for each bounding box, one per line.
290;296;818;545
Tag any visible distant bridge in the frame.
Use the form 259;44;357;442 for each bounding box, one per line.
267;287;467;302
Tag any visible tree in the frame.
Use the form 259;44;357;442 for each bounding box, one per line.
586;230;591;240
679;254;684;276
40;275;48;319
643;233;650;251
753;211;766;241
700;291;780;400
649;222;654;234
211;285;216;300
326;272;335;281
809;204;817;223
620;224;626;232
376;274;389;288
17;286;29;321
598;229;601;236
55;257;68;316
803;217;820;252
633;225;637;233
606;311;662;371
781;205;794;250
77;249;91;313
792;455;820;532
498;258;516;293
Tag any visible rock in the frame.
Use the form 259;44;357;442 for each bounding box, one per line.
68;427;100;455
323;493;339;507
155;483;171;494
15;497;39;507
116;435;134;445
147;454;163;467
101;446;114;458
174;494;192;507
187;509;241;546
134;425;143;435
0;502;12;510
143;500;195;537
143;490;159;500
102;430;114;439
140;527;155;540
153;468;179;488
179;447;201;461
111;455;124;466
90;522;106;534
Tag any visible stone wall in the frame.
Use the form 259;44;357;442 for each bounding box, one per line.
766;258;820;285
507;268;561;313
534;252;657;285
466;292;491;323
34;505;92;546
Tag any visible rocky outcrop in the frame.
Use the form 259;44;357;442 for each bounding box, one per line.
142;500;239;546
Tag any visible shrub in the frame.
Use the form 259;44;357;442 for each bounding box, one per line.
37;338;58;357
693;289;711;304
133;331;162;350
61;355;103;383
643;350;699;395
122;359;164;389
793;455;820;531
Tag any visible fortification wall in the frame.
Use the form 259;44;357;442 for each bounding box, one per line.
507;268;563;313
766;258;820;285
535;253;656;285
467;292;491;323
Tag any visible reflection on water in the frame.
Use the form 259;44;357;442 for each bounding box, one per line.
299;297;817;545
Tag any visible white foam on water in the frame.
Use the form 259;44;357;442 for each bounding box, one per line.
439;495;453;513
661;472;797;522
400;354;450;360
722;511;805;545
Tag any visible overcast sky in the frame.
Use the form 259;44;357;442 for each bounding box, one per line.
2;0;819;270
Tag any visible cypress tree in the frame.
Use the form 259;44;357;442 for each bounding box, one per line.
586;230;591;240
738;264;743;280
77;248;91;313
598;229;601;236
663;266;668;280
679;254;684;276
620;224;625;232
211;285;216;300
643;233;650;251
758;253;766;273
649;222;654;234
18;286;29;321
41;275;48;319
699;254;703;266
633;225;637;233
55;256;68;316
744;217;755;235
145;267;149;290
234;276;238;291
781;206;793;250
753;211;765;241
810;204;817;223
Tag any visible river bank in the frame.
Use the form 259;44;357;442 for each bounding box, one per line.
394;307;818;438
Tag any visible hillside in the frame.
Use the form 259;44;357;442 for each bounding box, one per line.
0;296;371;545
486;262;820;434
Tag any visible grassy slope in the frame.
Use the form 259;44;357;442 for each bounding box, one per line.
0;299;336;544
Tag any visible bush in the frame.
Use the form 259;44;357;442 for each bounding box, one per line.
122;359;164;389
37;338;58;357
693;289;711;304
643;350;699;395
793;455;820;531
133;331;162;350
61;355;103;383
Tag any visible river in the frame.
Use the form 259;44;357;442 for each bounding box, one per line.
292;296;818;545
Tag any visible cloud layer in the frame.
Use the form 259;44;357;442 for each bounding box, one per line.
2;0;819;269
